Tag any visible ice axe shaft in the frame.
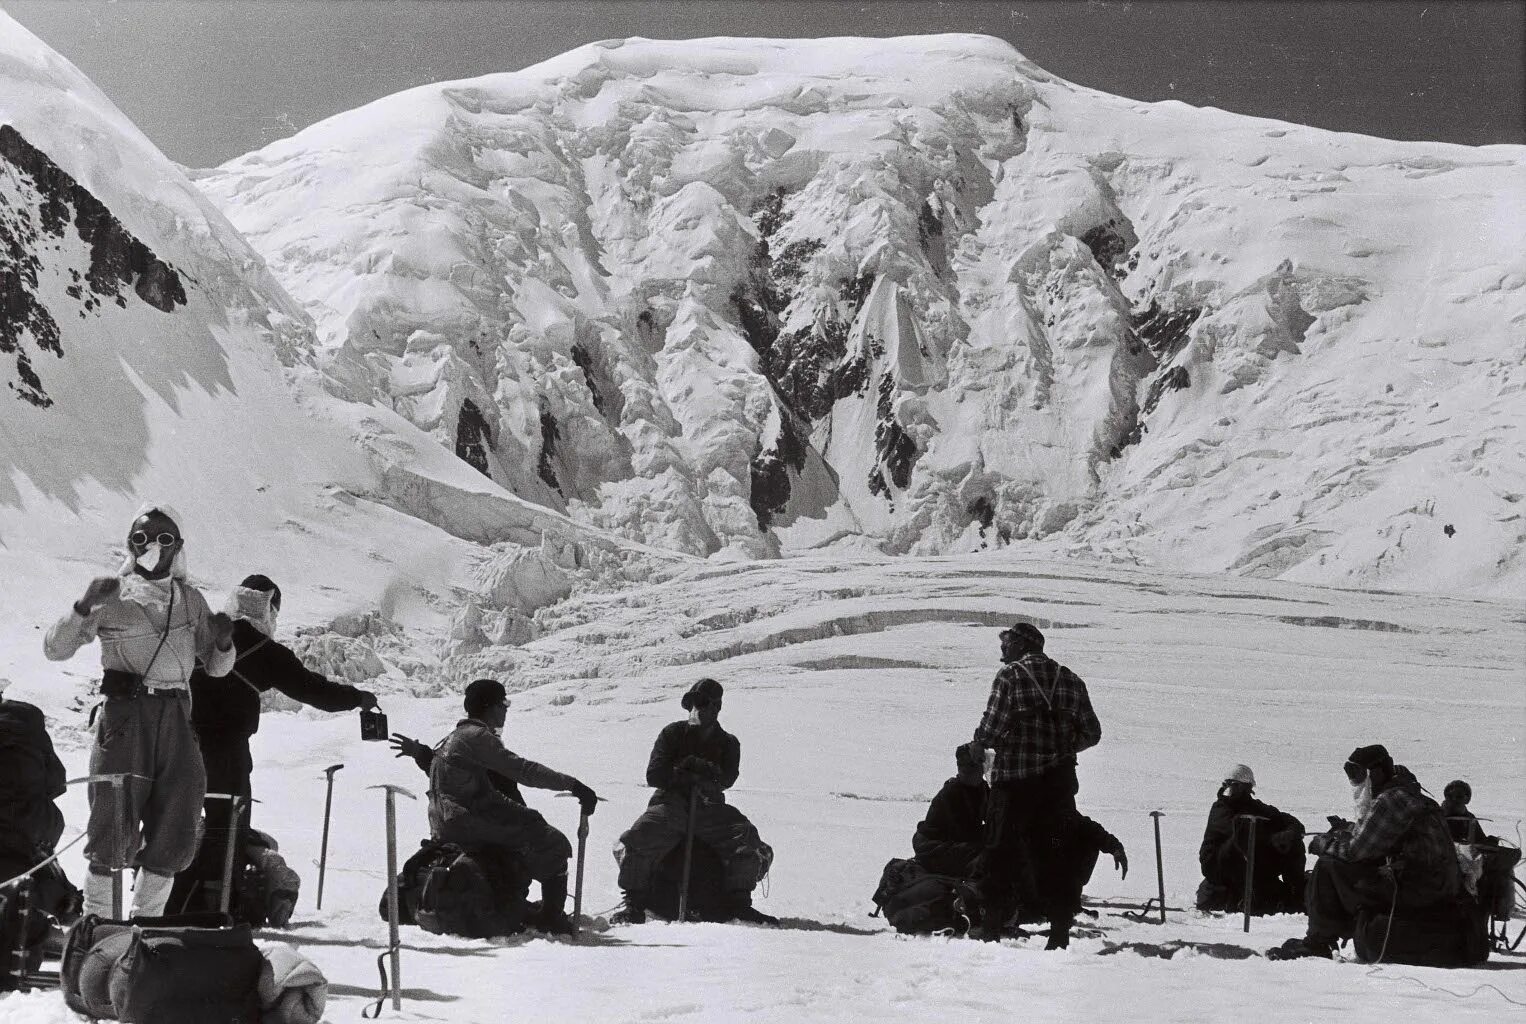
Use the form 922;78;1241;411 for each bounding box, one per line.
367;784;416;1012
317;764;344;910
205;792;248;915
1150;810;1166;925
70;773;147;920
573;812;589;941
1239;814;1258;933
678;787;699;923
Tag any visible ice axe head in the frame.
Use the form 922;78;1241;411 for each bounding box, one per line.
323;764;344;780
366;783;417;802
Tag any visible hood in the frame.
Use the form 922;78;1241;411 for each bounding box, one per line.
116;501;189;580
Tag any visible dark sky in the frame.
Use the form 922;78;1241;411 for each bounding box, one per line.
6;0;1523;167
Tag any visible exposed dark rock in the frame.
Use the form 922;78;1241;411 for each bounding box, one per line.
869;373;918;495
1141;364;1190;418
772;238;824;289
752;187;787;239
0;123;188;408
838;271;874;317
570;342;605;414
968;494;995;533
748;407;809;530
917;196;947;275
1131;300;1202;360
537;403;562;494
765;319;850;422
455;397;493;476
1080;219;1131;279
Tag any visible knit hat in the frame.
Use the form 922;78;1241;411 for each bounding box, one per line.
1346;744;1393;773
464;678;508;718
681;677;724;711
999;622;1045;653
955;741;984;776
1224;764;1255;787
1443;779;1472;804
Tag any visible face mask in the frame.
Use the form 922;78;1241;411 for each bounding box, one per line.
135;542;176;575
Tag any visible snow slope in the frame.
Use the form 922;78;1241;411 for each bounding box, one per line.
0;11;676;694
5;554;1523;1023
199;34;1526;595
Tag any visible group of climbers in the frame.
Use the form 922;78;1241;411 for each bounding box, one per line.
6;503;1517;978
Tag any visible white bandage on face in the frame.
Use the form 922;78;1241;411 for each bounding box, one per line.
688;707;702;726
135;542;168;573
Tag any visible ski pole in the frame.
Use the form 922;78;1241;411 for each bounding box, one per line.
678;787;699;923
573;811;589;942
368;784;416;1012
1150;810;1166;925
317;764;344;910
1239;815;1258;933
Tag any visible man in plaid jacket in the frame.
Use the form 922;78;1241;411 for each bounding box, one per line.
1270;743;1461;960
969;622;1101;948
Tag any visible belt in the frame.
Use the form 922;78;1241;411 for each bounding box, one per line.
139;685;188;698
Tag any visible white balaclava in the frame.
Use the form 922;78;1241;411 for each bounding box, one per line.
117;502;190;580
225;586;279;638
1352;776;1375;825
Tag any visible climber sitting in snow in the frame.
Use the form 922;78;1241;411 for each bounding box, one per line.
1196;764;1306;915
390;678;598;935
169;573;379;921
611;678;776;926
912;741;988;878
1269;744;1461;960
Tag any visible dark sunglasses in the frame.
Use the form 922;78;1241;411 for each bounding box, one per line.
1343;761;1368;785
129;531;179;547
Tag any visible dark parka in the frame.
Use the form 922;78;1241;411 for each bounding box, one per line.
912;776;988;873
0;699;66;862
1199;793;1305;885
190;620;371;740
645;720;741;805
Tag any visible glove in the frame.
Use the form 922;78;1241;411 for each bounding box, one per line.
1270;829;1301;855
676;755;720;781
75;576;120;615
356;690;380;710
389;734;429;761
570;781;598;817
1112;846;1129;880
207;612;236;651
1326;815;1353;833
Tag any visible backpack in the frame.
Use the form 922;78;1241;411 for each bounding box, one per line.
63;912;263;1022
871;858;978;936
381;840;530;938
0;878;51;992
0;700;67;858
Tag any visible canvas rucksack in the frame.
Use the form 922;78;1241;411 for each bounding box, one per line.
871;857;978;936
381;840;530;938
62;912;263;1022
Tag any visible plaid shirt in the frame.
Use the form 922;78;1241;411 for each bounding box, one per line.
974;653;1101;782
1326;769;1448;865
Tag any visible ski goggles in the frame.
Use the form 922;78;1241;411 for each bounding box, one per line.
1343;761;1368;785
129;531;180;548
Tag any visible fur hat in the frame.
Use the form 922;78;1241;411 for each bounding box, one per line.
999;622;1045;653
1224;764;1255;787
681;677;724;711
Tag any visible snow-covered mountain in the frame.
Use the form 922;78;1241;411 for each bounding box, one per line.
0;12;672;697
198;34;1526;595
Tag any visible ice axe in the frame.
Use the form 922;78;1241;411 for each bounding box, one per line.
316;764;344;910
69;772;152;918
1237;814;1262;933
555;790;607;941
205;792;254;914
365;783;415;1016
678;787;699;924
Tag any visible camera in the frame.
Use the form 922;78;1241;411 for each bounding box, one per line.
360;706;388;742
